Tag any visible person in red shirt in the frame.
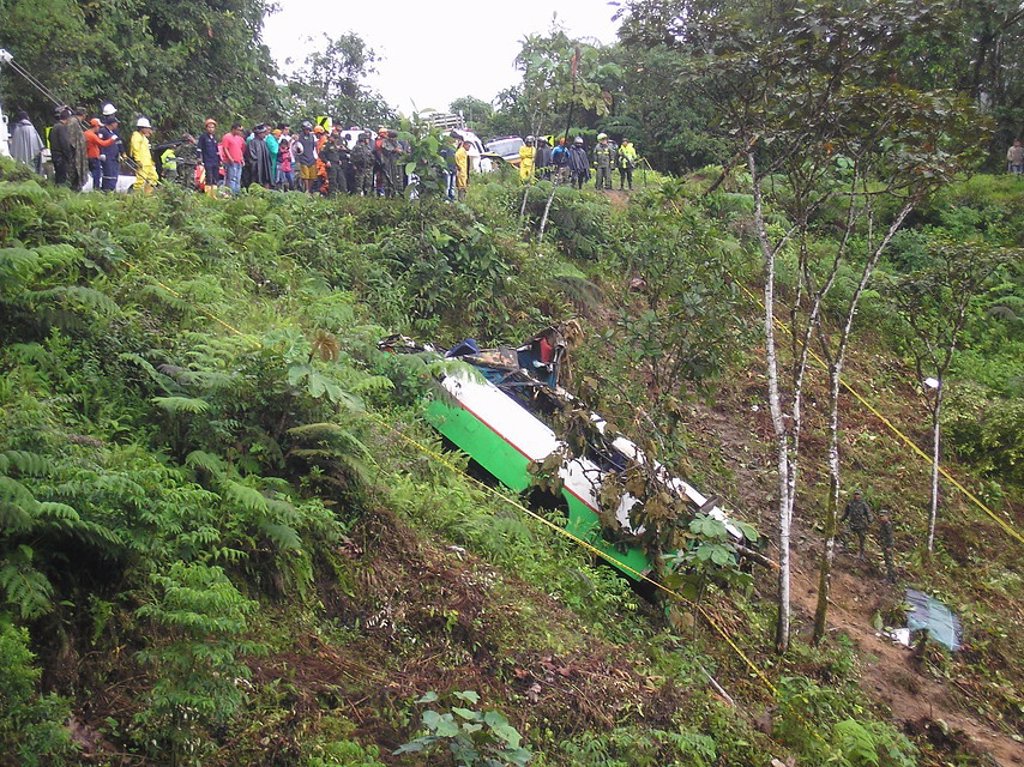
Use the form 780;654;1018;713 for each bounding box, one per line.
84;117;118;191
220;123;246;194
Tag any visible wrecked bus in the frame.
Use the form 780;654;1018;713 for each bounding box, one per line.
380;327;761;595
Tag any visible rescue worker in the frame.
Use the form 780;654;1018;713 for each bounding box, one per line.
840;489;873;559
320;127;348;196
519;135;536;183
174;134;198;188
197;118;221;195
10;111;44;174
67;108;89;191
350;132;374;196
877;510;897;583
50;107;73;185
618;138;638;190
568;136;590;189
130;117;158;194
454;139;471;201
84;117;118;190
380;129;401;197
98;116;123;192
593;133;614;190
534;136;552;180
551;136;570;184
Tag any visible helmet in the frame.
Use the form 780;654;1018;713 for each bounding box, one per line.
293;142;305;156
101;102;117;116
597;132;608;140
136;117;152;128
313;125;325;134
573;136;584;145
301;120;313;130
204;118;217;127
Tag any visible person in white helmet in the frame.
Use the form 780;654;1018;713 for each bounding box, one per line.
102;103;117;117
130;116;158;193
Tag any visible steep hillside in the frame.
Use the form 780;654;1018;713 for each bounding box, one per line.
1;158;1022;767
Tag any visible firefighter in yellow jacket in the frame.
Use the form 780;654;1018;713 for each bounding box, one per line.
454;139;471;201
130;117;159;193
518;135;536;183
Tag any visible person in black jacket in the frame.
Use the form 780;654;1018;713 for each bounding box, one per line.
50;107;73;185
197;118;221;194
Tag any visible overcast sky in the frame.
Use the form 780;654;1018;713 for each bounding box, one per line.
263;1;621;116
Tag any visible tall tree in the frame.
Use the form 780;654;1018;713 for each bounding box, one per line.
0;0;281;130
619;0;981;651
283;33;393;126
881;240;1011;552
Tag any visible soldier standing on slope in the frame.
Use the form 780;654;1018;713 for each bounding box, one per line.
841;489;873;559
877;510;897;583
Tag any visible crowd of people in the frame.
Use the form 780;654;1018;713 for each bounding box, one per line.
514;133;640;191
7;102;642;200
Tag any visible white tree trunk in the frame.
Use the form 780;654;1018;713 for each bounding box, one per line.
749;152;792;653
927;382;943;552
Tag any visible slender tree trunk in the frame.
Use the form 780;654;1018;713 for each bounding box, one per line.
927;381;943;552
812;363;843;644
811;198;915;644
749;151;792;653
537;183;557;244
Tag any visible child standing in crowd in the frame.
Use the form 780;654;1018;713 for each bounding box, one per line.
277;137;294;190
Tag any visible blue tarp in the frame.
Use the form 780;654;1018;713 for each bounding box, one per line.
905;589;962;651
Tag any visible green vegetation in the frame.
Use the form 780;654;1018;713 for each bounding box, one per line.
3;146;1022;764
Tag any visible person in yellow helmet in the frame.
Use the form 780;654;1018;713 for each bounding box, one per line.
518;135;536;183
130;117;158;194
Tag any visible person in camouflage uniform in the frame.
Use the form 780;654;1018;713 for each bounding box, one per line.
877;510;896;583
840;489;873;558
350;133;374;196
320;128;348;196
381;130;402;197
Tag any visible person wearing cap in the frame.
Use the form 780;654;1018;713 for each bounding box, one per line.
84;117;118;190
519;136;536;184
617;138;638;190
198;118;221;195
130;117;158;193
568;136;590;190
593;133;614;191
9;110;44;174
220;122;246;194
50;107;73;185
98;115;123;192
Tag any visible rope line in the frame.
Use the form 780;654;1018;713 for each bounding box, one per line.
731;275;1024;547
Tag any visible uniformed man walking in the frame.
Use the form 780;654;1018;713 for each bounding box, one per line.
877;510;897;583
840;489;873;559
